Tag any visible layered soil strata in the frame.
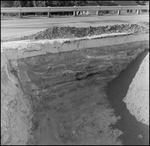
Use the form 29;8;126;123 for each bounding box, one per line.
1;31;149;145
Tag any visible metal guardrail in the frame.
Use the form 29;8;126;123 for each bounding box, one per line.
1;6;149;17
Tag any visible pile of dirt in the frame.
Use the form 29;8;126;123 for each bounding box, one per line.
137;21;149;28
1;23;149;42
140;21;149;27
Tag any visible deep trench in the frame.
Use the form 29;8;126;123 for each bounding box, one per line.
106;50;149;145
2;41;149;145
24;48;149;145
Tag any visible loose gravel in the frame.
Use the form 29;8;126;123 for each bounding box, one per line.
1;23;149;42
137;21;149;29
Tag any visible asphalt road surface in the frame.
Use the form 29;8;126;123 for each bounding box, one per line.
1;14;149;39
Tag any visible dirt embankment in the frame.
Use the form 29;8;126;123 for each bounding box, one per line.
1;22;149;43
106;50;149;145
123;52;149;125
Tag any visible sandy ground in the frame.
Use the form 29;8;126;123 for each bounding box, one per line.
123;53;149;125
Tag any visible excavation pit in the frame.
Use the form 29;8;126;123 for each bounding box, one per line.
1;29;149;145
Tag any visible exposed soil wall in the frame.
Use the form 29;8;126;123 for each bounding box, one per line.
106;50;149;145
1;32;149;145
123;53;149;125
1;63;33;145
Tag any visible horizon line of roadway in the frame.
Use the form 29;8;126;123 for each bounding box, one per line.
1;14;149;39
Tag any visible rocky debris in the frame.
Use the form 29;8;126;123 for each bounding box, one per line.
1;23;149;43
137;21;149;28
138;134;143;139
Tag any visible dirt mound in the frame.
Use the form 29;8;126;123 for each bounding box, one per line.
137;21;149;29
141;21;149;27
1;23;149;42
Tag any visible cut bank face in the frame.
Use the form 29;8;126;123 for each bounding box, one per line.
1;29;149;145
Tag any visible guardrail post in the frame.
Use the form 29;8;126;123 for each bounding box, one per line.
96;6;99;16
19;8;22;18
136;9;140;14
117;10;121;15
96;11;99;16
73;6;76;16
73;11;76;16
47;6;51;17
19;13;22;18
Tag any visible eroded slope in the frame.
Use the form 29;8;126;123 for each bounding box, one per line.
123;53;149;125
1;64;33;145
